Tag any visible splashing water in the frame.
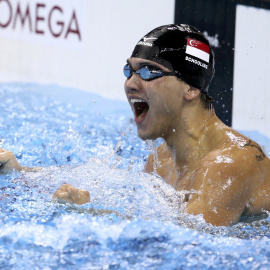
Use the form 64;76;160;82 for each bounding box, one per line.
1;83;270;269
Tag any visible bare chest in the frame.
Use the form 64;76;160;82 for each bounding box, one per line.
158;161;200;192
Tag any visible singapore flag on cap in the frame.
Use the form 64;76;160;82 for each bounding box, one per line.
186;38;210;63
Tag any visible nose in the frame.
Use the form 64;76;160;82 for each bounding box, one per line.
124;73;143;95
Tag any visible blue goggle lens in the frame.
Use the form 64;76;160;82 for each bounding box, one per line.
123;64;164;81
123;64;132;78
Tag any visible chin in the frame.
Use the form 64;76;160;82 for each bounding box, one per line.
137;129;159;141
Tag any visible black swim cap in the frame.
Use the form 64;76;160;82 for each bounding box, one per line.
131;24;215;93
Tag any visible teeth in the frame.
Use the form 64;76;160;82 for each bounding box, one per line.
130;98;146;103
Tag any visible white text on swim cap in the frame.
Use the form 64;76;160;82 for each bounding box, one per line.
137;37;157;47
185;56;208;69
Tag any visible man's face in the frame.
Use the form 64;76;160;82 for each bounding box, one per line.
124;58;190;140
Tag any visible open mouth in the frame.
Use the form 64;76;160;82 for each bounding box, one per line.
130;98;149;122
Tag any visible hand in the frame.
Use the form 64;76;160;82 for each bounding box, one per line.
0;148;40;173
52;184;90;205
0;148;22;172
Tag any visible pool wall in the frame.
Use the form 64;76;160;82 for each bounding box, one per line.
232;4;270;138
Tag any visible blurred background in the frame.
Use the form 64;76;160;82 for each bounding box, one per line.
0;0;270;137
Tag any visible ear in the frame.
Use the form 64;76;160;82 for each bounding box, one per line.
184;87;201;101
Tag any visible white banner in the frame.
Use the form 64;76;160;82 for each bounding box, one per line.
0;0;174;100
0;0;85;49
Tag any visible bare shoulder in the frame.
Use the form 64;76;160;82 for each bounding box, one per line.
203;126;270;175
201;137;269;179
192;136;270;206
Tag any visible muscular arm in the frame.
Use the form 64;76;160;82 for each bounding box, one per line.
144;144;262;226
185;173;247;226
185;150;260;226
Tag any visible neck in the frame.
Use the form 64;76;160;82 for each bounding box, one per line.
164;102;217;172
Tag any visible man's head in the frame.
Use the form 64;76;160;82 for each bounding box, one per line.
130;24;215;95
124;24;215;140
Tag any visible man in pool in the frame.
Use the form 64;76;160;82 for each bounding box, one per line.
1;24;270;226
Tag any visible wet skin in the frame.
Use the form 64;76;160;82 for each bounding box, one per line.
0;148;40;173
125;58;270;226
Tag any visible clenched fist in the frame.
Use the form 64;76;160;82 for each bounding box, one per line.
52;184;90;205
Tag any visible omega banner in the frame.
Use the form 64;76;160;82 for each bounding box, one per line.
0;0;175;102
0;0;84;48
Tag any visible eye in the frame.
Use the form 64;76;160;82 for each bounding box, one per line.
140;66;163;80
144;65;163;73
140;67;152;79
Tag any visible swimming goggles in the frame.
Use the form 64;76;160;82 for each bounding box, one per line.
123;64;176;81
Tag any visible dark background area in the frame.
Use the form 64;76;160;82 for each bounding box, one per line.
174;0;270;126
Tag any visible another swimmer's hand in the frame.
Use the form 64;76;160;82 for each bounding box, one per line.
52;184;90;205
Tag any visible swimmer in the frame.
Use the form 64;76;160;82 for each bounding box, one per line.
2;24;270;226
123;24;270;226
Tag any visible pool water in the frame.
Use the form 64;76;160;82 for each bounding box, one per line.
1;83;270;269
